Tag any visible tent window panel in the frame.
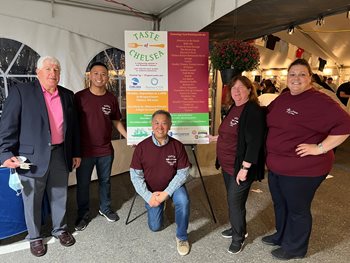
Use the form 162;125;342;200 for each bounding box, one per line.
0;78;5;111
0;38;22;72
0;38;39;115
8;46;39;75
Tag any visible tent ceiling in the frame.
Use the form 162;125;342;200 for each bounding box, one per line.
30;0;350;69
201;0;350;69
202;0;350;42
33;0;191;18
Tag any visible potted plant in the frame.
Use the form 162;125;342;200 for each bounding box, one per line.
210;40;260;84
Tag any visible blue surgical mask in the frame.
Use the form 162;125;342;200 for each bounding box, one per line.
8;168;23;196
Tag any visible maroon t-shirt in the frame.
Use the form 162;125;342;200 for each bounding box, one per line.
217;104;245;176
267;88;350;176
75;89;122;157
130;136;190;192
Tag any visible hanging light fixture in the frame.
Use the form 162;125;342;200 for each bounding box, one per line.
287;26;295;35
316;16;325;26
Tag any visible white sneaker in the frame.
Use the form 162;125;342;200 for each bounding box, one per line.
176;237;190;256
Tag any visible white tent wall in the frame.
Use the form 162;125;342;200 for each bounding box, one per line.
1;0;154;93
0;13;109;93
160;0;252;32
0;0;155;183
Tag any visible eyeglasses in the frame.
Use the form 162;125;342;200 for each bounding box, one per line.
287;73;310;78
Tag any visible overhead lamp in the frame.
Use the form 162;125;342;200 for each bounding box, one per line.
287;26;295;35
316;16;324;26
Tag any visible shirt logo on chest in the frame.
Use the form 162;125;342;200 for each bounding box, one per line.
166;155;177;166
286;108;298;115
230;117;239;127
102;104;111;115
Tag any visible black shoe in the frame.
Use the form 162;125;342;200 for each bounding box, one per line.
99;210;120;222
271;247;304;260
75;217;89;231
221;228;249;239
221;228;232;238
262;234;280;246
228;241;244;254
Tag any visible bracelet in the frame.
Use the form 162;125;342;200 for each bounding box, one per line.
241;164;249;171
317;143;327;154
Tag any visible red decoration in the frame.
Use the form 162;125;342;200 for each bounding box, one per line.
296;48;304;58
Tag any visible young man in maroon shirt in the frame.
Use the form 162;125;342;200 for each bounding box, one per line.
130;110;191;256
74;62;127;231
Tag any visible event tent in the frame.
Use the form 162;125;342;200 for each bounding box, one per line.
2;0;350;88
1;0;350;177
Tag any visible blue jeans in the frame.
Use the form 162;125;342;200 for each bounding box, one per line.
145;186;190;241
76;155;114;219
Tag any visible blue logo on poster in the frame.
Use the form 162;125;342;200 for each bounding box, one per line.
131;78;140;86
151;78;158;85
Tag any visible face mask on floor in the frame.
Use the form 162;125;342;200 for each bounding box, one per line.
8;168;23;196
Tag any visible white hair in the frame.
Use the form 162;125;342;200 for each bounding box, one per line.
36;56;61;70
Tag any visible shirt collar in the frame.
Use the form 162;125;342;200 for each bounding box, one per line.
151;133;169;147
41;85;58;96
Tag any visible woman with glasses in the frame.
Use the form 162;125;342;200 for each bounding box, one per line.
263;58;350;260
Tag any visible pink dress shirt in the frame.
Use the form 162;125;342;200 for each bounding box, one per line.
41;86;64;144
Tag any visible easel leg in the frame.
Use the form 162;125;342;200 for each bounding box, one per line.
125;193;138;225
191;145;217;223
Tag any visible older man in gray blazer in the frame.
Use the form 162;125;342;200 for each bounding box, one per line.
0;56;80;257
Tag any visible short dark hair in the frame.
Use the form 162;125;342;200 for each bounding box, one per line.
89;62;108;71
288;58;312;76
152;110;172;122
327;77;333;81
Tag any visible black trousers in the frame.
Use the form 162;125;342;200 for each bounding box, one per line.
268;171;326;256
223;171;254;244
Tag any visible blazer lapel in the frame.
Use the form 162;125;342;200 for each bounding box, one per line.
57;87;68;136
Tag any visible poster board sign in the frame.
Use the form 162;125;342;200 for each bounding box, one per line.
125;31;209;145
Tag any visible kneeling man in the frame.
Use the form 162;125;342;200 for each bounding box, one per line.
130;110;191;256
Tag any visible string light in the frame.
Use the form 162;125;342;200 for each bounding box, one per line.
287;26;295;35
316;16;325;26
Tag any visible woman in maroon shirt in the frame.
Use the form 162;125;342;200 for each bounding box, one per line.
264;59;350;260
210;76;266;255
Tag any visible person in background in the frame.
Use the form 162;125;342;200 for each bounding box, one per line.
312;73;334;93
130;110;191;256
253;81;263;96
326;77;337;92
74;62;127;231
262;79;276;94
209;76;266;255
336;80;350;106
0;56;80;257
263;58;350;260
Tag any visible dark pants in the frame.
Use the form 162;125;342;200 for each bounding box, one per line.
268;171;326;256
76;155;114;219
223;171;254;244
